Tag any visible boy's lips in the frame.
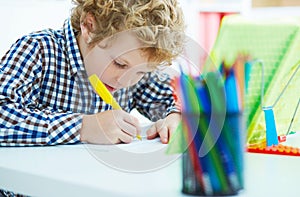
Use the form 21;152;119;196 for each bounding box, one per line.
104;84;116;92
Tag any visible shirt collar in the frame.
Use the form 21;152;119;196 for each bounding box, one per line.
63;18;85;76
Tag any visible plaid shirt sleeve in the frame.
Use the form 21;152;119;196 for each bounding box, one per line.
0;35;82;146
132;71;181;122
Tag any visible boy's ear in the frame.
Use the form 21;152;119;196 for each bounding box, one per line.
80;13;96;44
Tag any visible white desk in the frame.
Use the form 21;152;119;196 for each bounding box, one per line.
0;141;300;197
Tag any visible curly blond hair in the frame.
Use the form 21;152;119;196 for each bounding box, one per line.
71;0;185;66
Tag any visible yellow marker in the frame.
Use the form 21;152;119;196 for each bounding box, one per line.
88;74;142;140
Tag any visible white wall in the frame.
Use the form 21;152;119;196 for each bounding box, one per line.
0;0;73;56
2;0;300;59
0;0;196;56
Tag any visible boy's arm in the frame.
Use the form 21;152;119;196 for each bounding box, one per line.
133;71;181;122
0;36;82;146
132;71;181;143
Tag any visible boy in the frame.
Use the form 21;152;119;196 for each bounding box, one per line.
0;0;185;146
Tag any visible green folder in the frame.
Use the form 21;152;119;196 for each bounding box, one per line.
209;15;300;145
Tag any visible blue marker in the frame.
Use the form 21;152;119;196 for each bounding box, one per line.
244;61;252;93
208;113;239;194
195;117;220;194
194;76;211;113
225;69;239;113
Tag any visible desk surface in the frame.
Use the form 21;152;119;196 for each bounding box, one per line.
1;140;300;197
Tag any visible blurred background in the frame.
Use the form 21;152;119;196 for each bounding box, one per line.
1;0;300;57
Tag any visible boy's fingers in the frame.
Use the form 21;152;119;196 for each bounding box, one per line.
158;127;169;144
122;113;141;136
123;113;140;127
119;131;134;144
112;111;140;137
146;125;158;139
118;120;138;137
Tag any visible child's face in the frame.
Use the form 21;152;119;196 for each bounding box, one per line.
84;32;154;93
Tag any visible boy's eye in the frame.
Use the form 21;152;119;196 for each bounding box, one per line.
137;71;146;75
113;60;127;69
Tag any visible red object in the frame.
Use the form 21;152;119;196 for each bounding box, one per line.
247;144;300;156
278;135;286;143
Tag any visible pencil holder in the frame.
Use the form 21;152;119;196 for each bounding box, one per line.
182;112;244;196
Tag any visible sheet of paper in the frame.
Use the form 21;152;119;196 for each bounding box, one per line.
59;122;168;154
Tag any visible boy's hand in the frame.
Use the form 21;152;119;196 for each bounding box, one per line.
146;113;181;144
80;110;141;144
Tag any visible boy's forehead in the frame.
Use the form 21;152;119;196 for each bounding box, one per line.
104;31;144;54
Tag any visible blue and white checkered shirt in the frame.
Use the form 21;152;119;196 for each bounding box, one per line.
0;19;179;146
